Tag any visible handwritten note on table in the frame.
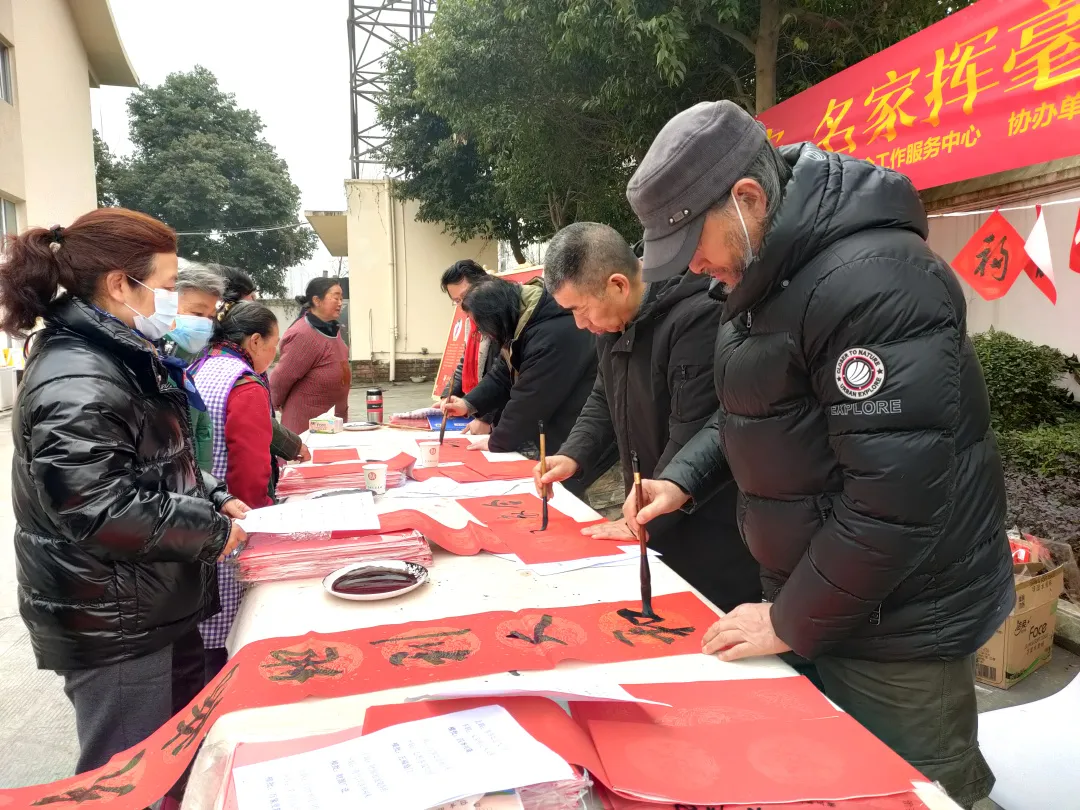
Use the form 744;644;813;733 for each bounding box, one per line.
237;492;380;534
231;705;574;810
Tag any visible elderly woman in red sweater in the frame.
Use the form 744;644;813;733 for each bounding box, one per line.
270;277;351;433
191;301;280;679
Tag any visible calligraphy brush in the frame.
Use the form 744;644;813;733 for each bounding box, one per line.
438;410;449;445
538;420;549;531
632;451;656;619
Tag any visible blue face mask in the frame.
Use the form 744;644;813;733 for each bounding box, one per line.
168;314;215;354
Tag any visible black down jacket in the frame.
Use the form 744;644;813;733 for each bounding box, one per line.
14;297;233;671
558;271;760;612
464;281;599;457
661;144;1015;662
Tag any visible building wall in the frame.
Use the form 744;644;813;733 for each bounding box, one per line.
10;0;96;229
0;0;26;213
927;189;1080;356
345;179;498;369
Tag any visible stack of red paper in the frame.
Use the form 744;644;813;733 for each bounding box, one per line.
277;453;417;497
234;528;433;583
361;679;929;808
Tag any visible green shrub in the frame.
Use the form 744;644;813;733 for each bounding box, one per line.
972;329;1077;432
998;423;1080;478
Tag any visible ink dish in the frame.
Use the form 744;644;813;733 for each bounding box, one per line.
323;561;429;601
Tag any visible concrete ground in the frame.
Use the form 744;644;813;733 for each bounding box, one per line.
0;381;1076;803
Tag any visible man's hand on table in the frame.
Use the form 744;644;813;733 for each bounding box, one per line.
298;443;311;463
623;479;690;534
701;602;791;661
466;435;490;451
463;419;491;435
533;454;579;498
581;517;636;540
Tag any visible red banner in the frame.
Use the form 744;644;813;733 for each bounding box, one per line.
431;265;544;399
757;0;1080;190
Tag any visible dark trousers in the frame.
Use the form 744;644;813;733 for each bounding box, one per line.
61;628;206;796
204;646;229;685
812;654;994;809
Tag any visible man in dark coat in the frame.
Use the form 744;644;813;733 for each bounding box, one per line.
622;101;1014;807
535;222;760;612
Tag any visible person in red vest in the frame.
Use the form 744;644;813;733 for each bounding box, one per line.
439;259;501;433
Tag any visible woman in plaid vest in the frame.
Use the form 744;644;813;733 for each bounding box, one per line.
191;301;280;680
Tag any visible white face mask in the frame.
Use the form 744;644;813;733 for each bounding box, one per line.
126;277;178;341
730;190;757;270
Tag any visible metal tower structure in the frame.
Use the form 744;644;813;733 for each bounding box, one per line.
348;0;436;178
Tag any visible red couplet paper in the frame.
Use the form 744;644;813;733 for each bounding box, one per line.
310;447;361;464
951;211;1027;301
586;712;921;805
457;494;615;564
570;678;840;728
0;593;716;810
596;784;933;810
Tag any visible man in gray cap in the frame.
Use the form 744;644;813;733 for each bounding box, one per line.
622;100;1013;807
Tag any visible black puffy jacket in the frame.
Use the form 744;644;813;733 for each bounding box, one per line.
661;144;1014;662
558;271;760;611
464;281;599;456
14;297;233;671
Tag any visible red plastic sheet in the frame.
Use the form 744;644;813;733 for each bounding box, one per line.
0;593;715;810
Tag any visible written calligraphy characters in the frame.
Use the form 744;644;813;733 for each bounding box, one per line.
30;751;147;806
496;613;589;655
599;608;697;648
370;626;482;668
162;665;240;760
951;210;1027;300
258;642;364;685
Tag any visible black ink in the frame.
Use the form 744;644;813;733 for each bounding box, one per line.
162;664;240;757
32;751;144;805
506;614;567;647
370;628;476;667
479;498;523;509
261;646;345;683
611;609;694;646
974;234;1010;282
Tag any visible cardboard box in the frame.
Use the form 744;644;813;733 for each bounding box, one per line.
976;561;1064;689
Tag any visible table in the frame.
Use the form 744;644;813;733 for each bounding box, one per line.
181;426;963;810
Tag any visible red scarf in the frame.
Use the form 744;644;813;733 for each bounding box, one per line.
461;327;482;392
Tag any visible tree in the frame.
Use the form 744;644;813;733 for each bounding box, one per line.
92;129;120;208
376;50;546;264
111;67;316;296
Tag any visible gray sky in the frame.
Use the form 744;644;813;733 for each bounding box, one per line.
92;0;378;293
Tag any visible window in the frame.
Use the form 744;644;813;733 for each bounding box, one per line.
0;197;15;236
0;43;10;104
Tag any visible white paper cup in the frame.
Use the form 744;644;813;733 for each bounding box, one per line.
418;441;441;468
363;463;388;494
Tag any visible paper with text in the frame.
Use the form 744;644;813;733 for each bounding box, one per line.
231;705;574;810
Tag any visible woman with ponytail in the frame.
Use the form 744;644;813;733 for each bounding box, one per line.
1;208;247;782
270;276;350;432
190;300;279;680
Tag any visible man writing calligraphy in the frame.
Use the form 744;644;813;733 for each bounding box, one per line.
535;222;760;612
622;101;1013;808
